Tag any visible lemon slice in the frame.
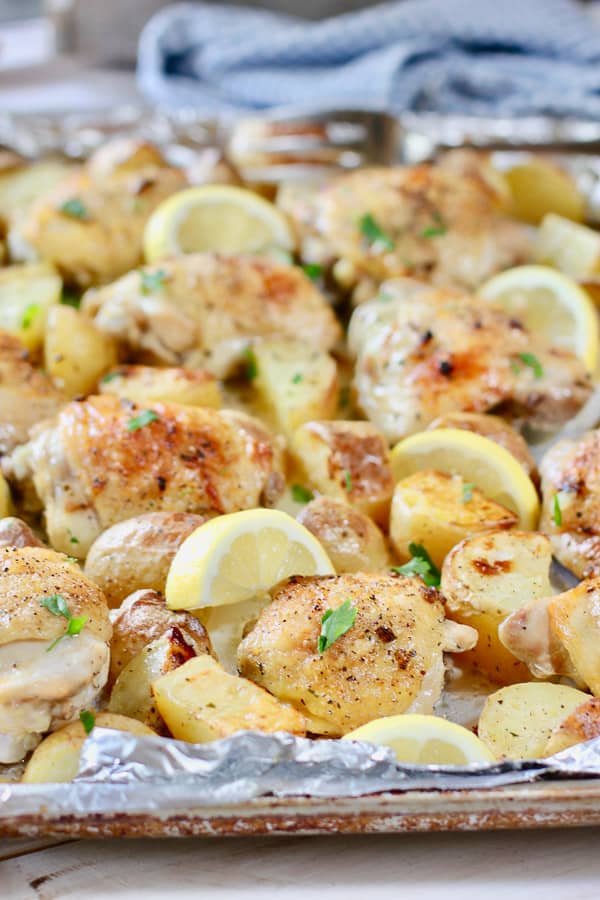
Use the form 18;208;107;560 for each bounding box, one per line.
390;428;539;530
344;714;495;765
143;185;295;262
478;264;598;374
534;213;600;279
165;508;334;611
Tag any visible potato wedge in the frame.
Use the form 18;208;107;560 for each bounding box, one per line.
21;713;155;784
84;512;212;607
0;159;72;226
291;420;394;525
544;696;600;756
108;589;214;688
535;213;600;279
152;655;306;742
504;158;585;225
252;338;338;438
297;496;389;573
99;364;222;408
0;262;62;353
390;470;518;569
441;531;552;684
44;304;118;396
109;628;198;732
478;682;591;760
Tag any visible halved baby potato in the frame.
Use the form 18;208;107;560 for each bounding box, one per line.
297;496;389;574
44;304;118;396
99;364;222;409
0;262;62;353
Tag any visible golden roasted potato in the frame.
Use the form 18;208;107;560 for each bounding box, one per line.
0;516;43;549
108;589;214;688
87;139;169;181
0;262;62;354
504;157;585;225
478;682;591;760
0;476;13;521
22;713;155;784
297;496;389;573
0;159;72;226
390;470;518;569
252;338;338;438
109;627;198;733
152;654;306;742
441;530;553;684
544;696;600;756
84;512;212;607
428;412;537;482
44;304;118;396
291;420;394;525
98;364;222;408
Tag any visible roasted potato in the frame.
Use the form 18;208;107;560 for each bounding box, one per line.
0;159;72;227
390;470;518;569
478;682;590;760
0;516;43;549
44;304;118;396
441;531;553;684
152;654;307;742
21;713;155;784
87;138;169;181
504;157;585;225
297;496;389;573
544;696;600;756
109;627;198;732
108;589;214;689
84;512;211;607
195;594;273;675
0;262;62;354
291;420;394;525
98;364;222;408
535;214;600;280
252;338;338;438
0;476;13;521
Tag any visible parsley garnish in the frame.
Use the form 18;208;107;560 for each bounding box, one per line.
140;269;167;295
291;372;303;384
61;291;81;309
358;213;395;252
302;263;323;281
66;556;79;565
69;531;79;545
462;482;475;503
127;409;160;431
59;198;88;220
343;470;352;492
243;346;258;381
318;599;357;653
421;212;447;239
553;493;562;527
291;484;314;504
101;371;121;383
21;304;40;330
39;594;88;651
79;710;96;735
391;542;441;587
511;353;544;379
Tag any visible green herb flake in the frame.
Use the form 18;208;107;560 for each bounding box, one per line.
69;532;79;545
21;304;40;330
358;213;395;252
59;198;88;220
517;352;544;379
291;372;303;384
343;470;352;492
66;556;79;565
101;371;122;383
243;346;258;381
302;263;323;281
421;212;448;239
127;409;160;432
66;615;88;637
318;599;357;653
79;710;96;735
39;594;70;619
61;291;81;309
140;269;167;295
510;359;522;375
553;493;563;527
462;482;475;503
291;484;314;504
391;542;441;588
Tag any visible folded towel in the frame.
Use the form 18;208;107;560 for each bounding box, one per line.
137;0;600;117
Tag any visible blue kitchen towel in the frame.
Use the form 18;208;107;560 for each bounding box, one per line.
137;0;600;117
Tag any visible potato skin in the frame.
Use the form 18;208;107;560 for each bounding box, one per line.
108;589;214;689
84;511;211;607
0;517;44;549
297;496;389;573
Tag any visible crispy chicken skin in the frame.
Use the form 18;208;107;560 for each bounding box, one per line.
12;141;187;287
349;285;592;443
83;253;342;377
539;430;600;579
283;161;529;295
3;395;285;558
237;572;476;736
0;332;65;456
0;546;111;762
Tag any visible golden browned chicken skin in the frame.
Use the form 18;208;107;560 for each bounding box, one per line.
3;395;285;558
238;572;476;736
83;253;342;376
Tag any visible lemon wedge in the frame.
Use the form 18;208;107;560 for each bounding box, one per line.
479;264;599;374
165;508;335;612
390;428;539;530
503;158;585;225
535;212;600;279
344;714;495;765
143;185;295;262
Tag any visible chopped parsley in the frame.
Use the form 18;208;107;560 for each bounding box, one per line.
59;198;88;220
291;372;303;384
553;493;563;527
61;291;81;309
79;710;96;735
101;371;122;383
302;263;323;281
358;213;395;252
243;346;258;381
21;304;40;330
140;269;167;295
318;599;357;653
391;542;441;588
291;484;314;504
462;482;475;503
127;409;160;432
66;556;79;565
511;352;544;379
68;531;79;545
421;212;447;239
39;594;88;651
343;470;353;492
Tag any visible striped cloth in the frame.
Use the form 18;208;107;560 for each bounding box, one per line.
137;0;600;117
